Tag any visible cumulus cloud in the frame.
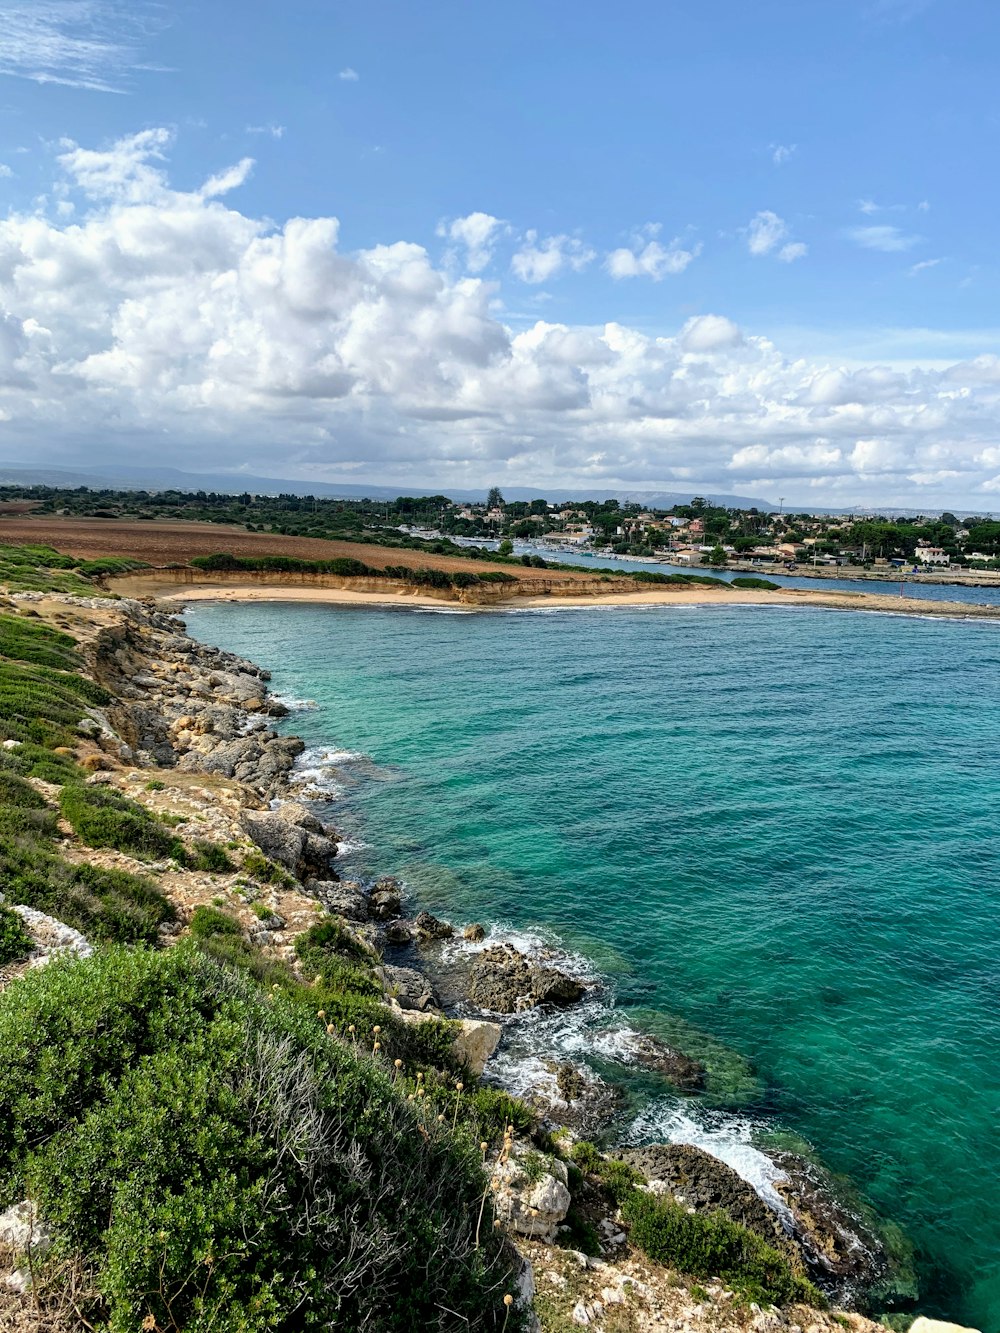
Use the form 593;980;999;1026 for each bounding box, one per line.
771;143;796;166
511;231;595;283
605;231;700;280
339;67;359;81
910;257;943;275
0;163;12;178
0;128;998;504
437;212;505;273
778;242;807;263
848;225;921;252
246;124;285;140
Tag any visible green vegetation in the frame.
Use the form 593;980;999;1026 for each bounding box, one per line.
241;847;294;885
59;783;185;860
0;902;32;966
731;576;780;590
0;945;522;1332
0;543;148;595
567;1141;822;1309
622;1190;823;1308
0;612;81;670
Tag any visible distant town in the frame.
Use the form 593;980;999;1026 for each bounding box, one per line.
3;482;1000;573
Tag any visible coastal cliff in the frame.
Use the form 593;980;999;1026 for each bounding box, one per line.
0;574;962;1332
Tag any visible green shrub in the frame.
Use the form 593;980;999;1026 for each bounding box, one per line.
0;771;48;810
731;576;780;591
188;839;235;873
0;659;109;748
0;946;522;1331
189;905;243;939
59;784;181;860
241;848;293;885
0;614;80;670
0;821;174;945
0;902;32;966
622;1190;823;1307
0;741;83;784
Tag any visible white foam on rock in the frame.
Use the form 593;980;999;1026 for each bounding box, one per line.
627;1101;793;1224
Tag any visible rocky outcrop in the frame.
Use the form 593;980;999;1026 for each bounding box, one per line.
394;1009;502;1076
621;1144;789;1248
520;1061;625;1136
414;910;454;941
240;805;337;880
491;1145;572;1242
467;943;587;1013
772;1152;915;1301
382;964;438;1011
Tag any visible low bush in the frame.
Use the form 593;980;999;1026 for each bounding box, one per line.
0;741;83;784
622;1190;823;1307
241;848;294;885
189;905;243;939
0;833;174;944
0;902;32;966
0;946;522;1332
59;784;183;860
0;660;109;749
0;613;80;671
188;839;235;873
731;576;780;591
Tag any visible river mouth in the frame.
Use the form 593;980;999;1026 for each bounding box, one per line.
182;598;1000;1330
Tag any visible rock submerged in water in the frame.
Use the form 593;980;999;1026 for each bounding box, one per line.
467;943;587;1013
771;1151;917;1304
617;1030;707;1092
521;1060;625;1136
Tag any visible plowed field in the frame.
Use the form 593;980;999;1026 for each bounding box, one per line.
0;516;599;584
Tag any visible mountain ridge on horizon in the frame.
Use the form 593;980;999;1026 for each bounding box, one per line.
0;462;989;519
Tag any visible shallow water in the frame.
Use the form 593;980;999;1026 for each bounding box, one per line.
186;600;1000;1329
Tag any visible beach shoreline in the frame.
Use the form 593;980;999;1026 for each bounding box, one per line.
116;571;1000;621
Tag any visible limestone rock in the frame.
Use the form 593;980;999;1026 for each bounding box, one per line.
620;1144;787;1246
307;879;367;920
451;1018;502;1075
414;910;454;941
468;944;586;1014
240;807;336;880
383;964;438;1012
492;1145;571;1242
910;1320;983;1333
618;1030;707;1091
463;922;486;942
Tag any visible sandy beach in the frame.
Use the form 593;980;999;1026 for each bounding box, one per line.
116;573;1000;620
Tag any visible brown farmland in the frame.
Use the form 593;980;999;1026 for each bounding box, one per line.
0;515;602;584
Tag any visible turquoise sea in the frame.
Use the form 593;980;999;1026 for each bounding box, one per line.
185;599;1000;1330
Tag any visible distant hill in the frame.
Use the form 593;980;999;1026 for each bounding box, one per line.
0;463;777;510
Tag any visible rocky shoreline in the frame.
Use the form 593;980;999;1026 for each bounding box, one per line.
0;590;931;1329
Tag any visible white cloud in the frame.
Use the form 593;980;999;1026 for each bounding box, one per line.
511;231;595;283
605;233;700;280
339;67;359;81
0;163;12;178
199;157;254;199
680;315;742;352
1;129;998;504
746;210;787;256
437;212;505;273
771;143;796;166
746;211;806;262
246;124;285;140
909;257;943;276
848;225;921;252
0;1;159;92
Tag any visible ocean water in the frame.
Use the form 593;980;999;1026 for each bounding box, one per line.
185;600;1000;1329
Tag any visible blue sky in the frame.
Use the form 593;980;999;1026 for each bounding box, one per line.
0;0;998;505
